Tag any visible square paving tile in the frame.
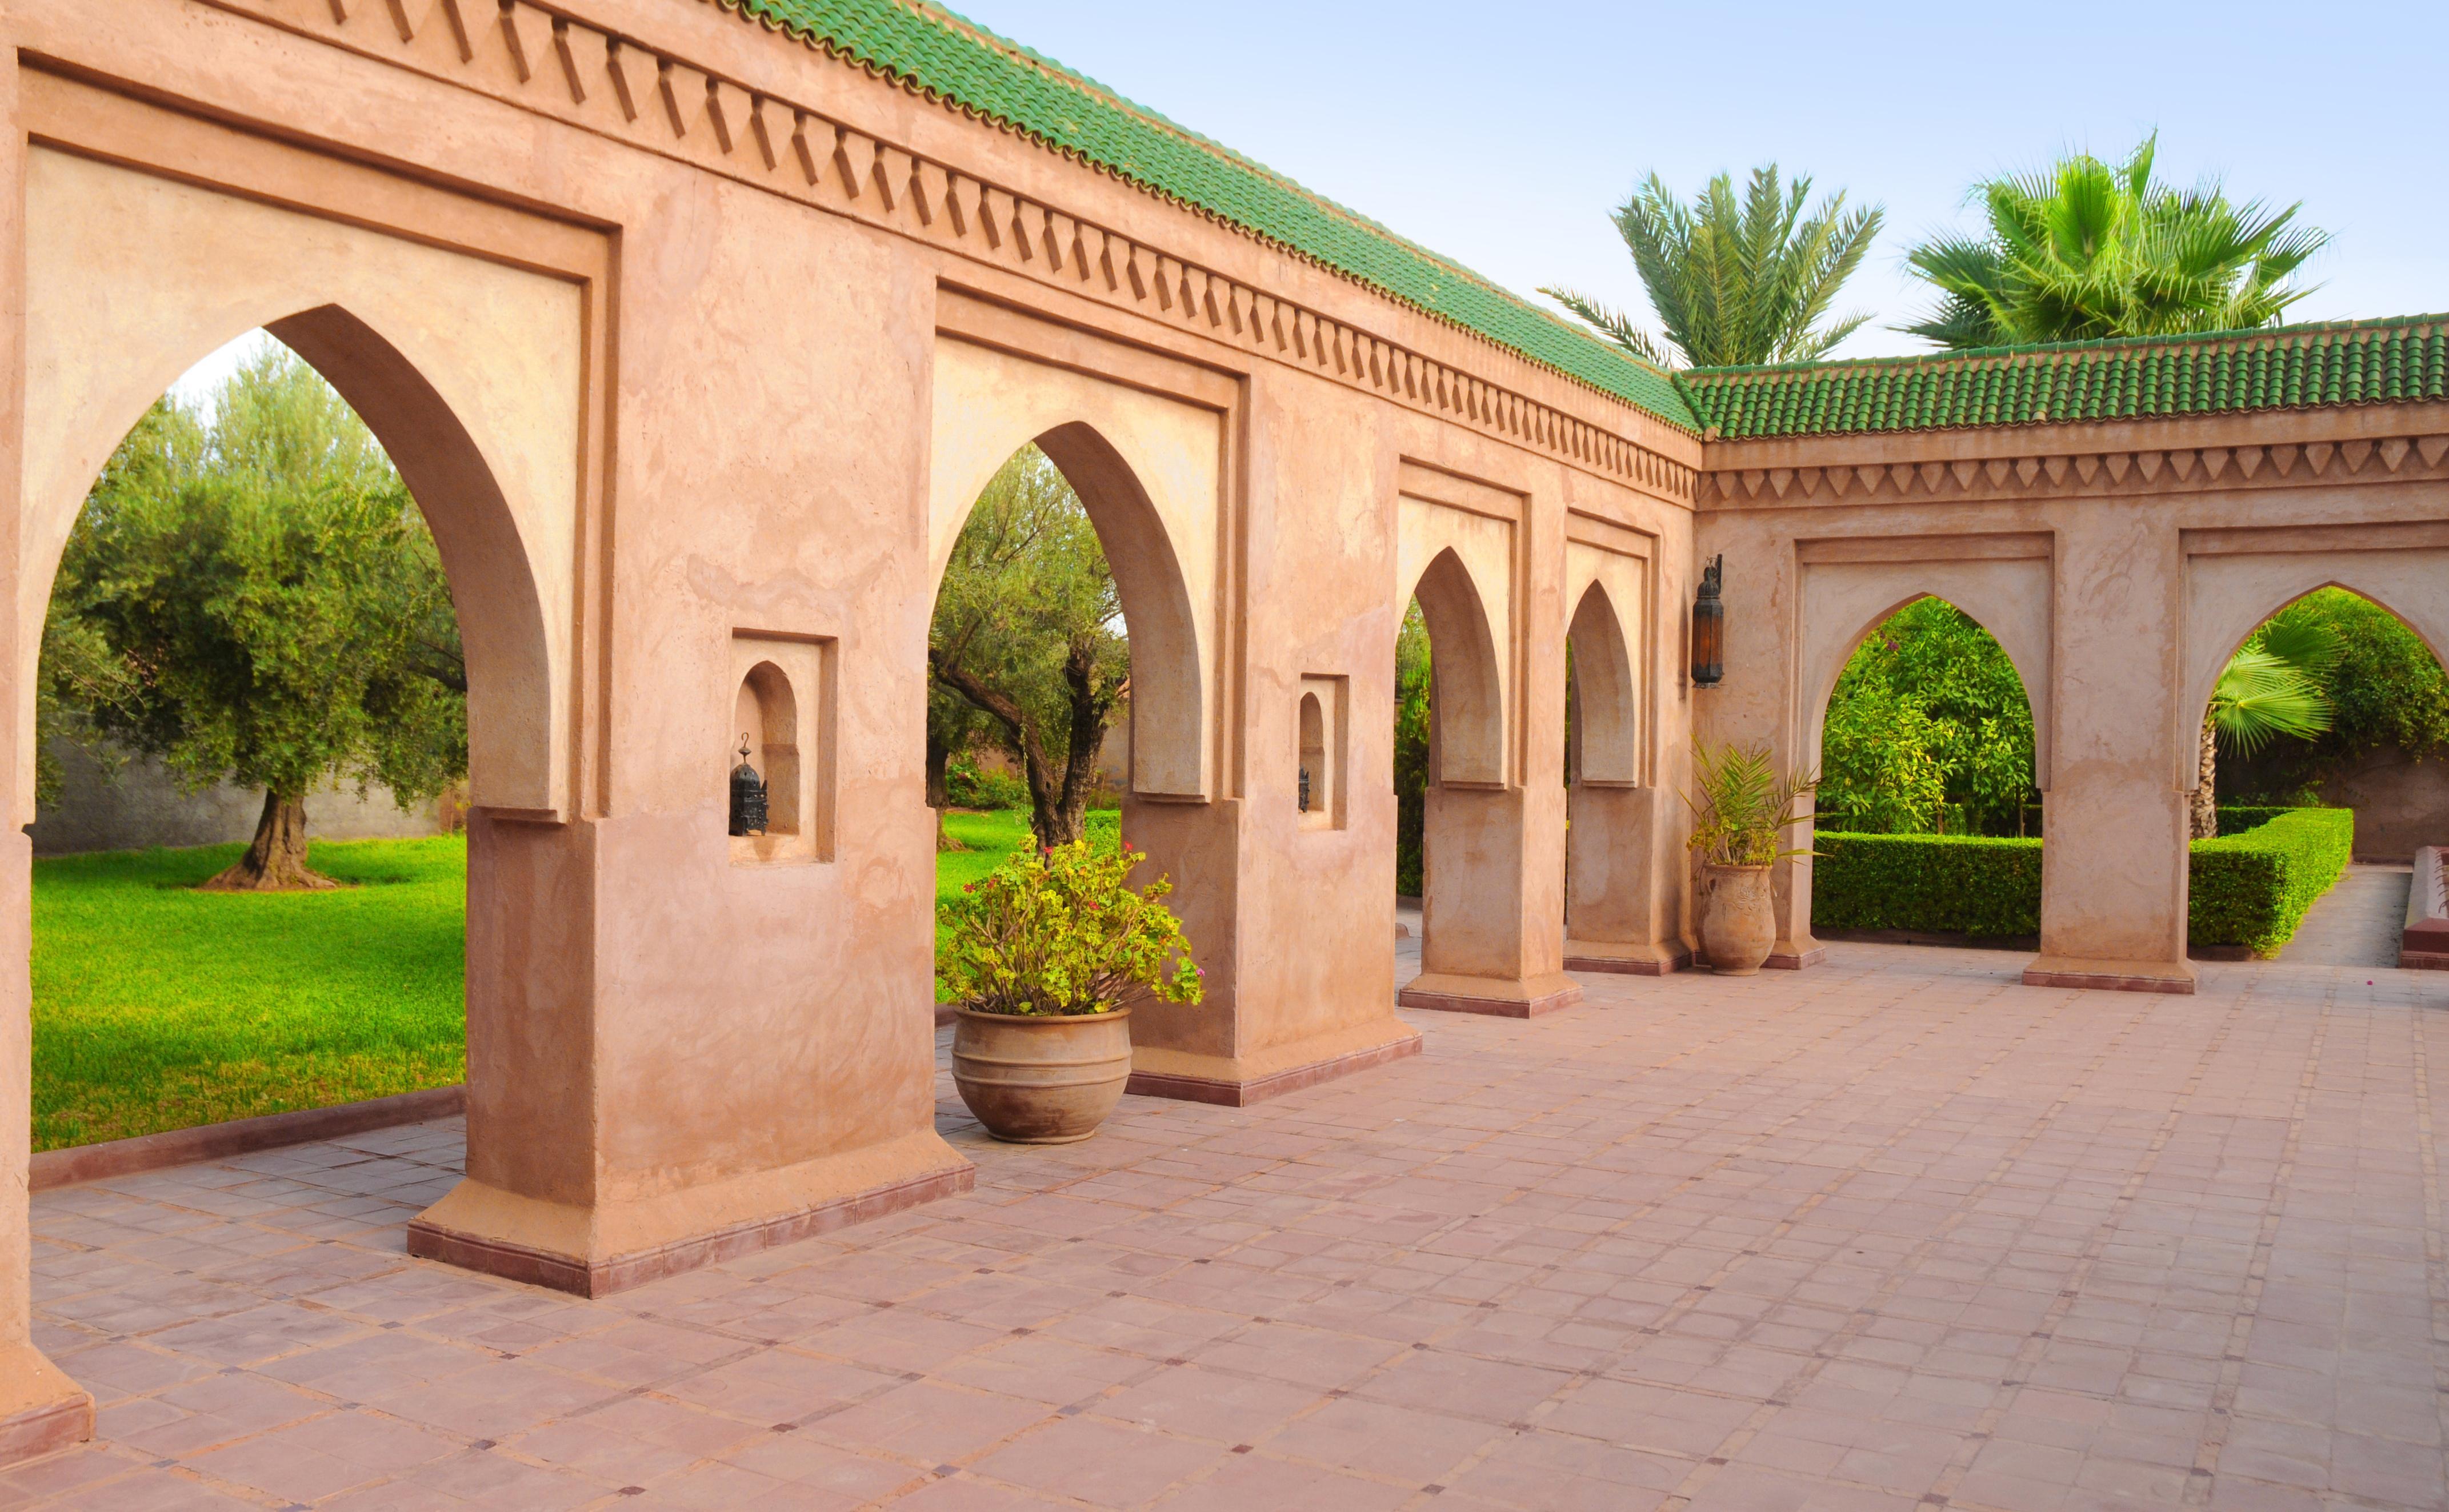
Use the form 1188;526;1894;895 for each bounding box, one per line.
13;945;2448;1509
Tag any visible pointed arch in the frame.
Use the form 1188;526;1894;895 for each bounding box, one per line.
2182;554;2449;761
1798;556;2053;791
927;338;1218;800
19;147;581;819
1566;581;1639;785
1406;547;1506;787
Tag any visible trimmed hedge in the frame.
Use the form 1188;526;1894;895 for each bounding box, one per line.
1812;807;2355;955
1812;831;2042;937
2188;807;2354;955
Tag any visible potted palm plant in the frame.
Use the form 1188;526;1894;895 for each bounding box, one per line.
1686;742;1818;975
937;839;1202;1143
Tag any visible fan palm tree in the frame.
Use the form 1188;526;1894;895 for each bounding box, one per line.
1903;135;2327;350
2194;617;2340;839
1543;165;1883;370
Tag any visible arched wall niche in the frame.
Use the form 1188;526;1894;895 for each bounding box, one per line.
18;146;582;820
928;335;1218;800
2180;546;2449;789
1797;550;2054;792
735;661;802;835
725;631;834;865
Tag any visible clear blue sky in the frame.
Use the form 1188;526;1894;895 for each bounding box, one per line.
938;0;2443;360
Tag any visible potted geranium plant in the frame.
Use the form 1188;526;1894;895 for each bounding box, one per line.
937;839;1202;1143
1685;741;1818;975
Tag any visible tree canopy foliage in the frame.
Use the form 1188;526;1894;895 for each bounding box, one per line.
1901;134;2327;349
929;447;1127;849
45;344;464;888
1544;165;1883;369
1818;600;2037;837
2226;591;2449;796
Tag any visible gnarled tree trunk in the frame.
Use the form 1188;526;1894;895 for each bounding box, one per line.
927;731;964;852
2191;721;2219;840
203;790;339;891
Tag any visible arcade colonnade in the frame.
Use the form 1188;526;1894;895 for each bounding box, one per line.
0;0;2442;1463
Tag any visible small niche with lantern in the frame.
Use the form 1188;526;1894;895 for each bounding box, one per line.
726;629;835;865
1295;673;1346;831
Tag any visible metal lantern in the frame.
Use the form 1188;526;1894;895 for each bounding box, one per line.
1298;764;1312;813
1690;554;1726;687
727;735;769;836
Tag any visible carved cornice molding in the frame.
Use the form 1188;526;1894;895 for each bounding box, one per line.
1696;434;2449;509
198;0;1692;501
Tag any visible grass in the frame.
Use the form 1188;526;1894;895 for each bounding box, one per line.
30;809;1127;1150
31;836;466;1152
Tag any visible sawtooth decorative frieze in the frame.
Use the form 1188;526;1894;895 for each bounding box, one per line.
214;0;1692;501
1694;434;2449;508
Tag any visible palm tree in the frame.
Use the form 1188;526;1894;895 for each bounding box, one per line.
1903;135;2327;350
2194;618;2340;839
1543;165;1883;370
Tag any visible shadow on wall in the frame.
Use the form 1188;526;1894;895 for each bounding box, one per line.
27;737;459;856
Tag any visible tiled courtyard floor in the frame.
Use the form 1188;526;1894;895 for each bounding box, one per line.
14;944;2449;1510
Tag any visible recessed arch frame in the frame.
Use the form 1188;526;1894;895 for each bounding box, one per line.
17;135;597;823
926;335;1220;801
2179;545;2449;792
1795;555;2054;795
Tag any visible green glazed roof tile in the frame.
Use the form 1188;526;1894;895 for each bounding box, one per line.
722;0;1698;428
1675;316;2449;441
718;3;2436;452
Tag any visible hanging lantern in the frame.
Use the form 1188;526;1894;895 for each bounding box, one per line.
1690;554;1726;688
728;735;768;836
1298;764;1312;813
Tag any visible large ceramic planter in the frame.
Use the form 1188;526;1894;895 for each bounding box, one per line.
951;1007;1132;1144
1701;864;1775;975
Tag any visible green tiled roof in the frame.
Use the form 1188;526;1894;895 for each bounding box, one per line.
1674;316;2449;441
721;0;1697;428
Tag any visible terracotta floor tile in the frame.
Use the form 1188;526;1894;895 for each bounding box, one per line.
24;945;2449;1509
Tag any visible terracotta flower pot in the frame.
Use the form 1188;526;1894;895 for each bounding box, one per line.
1701;864;1775;975
951;1006;1133;1144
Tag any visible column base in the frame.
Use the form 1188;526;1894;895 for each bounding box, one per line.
1398;970;1583;1018
1127;1016;1420;1106
2021;953;2197;994
1562;939;1690;976
1766;933;1826;970
407;1130;973;1297
0;1345;93;1469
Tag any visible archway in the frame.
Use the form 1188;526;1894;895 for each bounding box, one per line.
2178;581;2449;961
29;331;485;1136
1810;595;2044;946
1560;578;1670;969
1396;547;1520;984
13;304;571;1438
923;417;1221;1085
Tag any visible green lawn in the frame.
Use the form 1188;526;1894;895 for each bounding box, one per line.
31;836;466;1152
30;811;1120;1151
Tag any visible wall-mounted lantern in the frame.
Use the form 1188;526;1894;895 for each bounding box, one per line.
727;735;769;836
1691;554;1725;688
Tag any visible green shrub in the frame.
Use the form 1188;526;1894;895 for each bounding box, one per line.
2188;807;2353;955
1811;806;2352;956
937;840;1202;1015
1812;831;2042;937
945;753;1029;811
